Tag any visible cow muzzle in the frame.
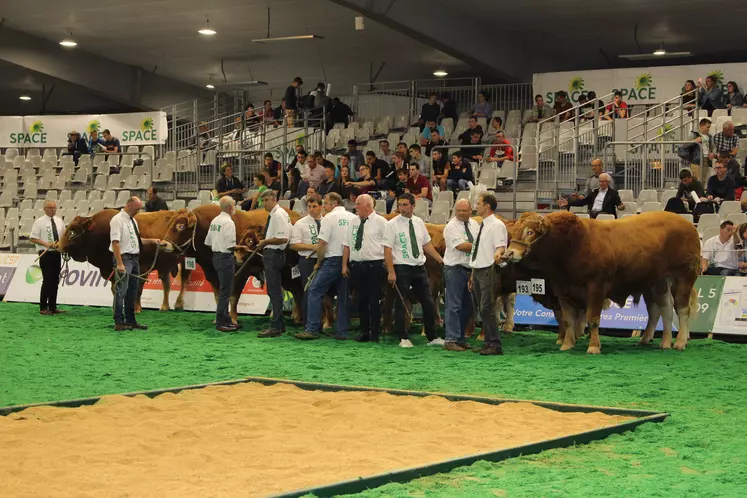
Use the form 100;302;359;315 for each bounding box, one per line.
160;240;176;253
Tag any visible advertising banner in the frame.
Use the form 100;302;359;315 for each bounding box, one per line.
0;253;21;296
711;277;747;335
533;62;747;105
1;112;168;148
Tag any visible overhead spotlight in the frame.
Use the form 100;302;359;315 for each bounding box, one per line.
653;43;666;56
198;17;216;36
433;65;448;77
206;84;215;89
19;94;32;101
60;32;77;47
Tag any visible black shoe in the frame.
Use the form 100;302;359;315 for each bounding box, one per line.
114;323;132;331
217;324;238;332
294;331;320;340
259;328;283;338
126;323;148;330
479;346;504;356
51;309;67;314
332;334;348;341
354;334;370;343
40;310;52;316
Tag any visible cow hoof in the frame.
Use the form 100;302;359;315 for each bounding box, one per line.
160;305;170;312
556;338;563;345
638;338;652;346
477;333;485;341
323;321;333;330
586;346;601;354
673;342;687;351
559;343;574;351
135;306;142;314
174;300;184;311
660;342;672;350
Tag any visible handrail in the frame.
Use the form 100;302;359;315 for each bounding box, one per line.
536;91;616;129
214;148;285;199
628;88;699;121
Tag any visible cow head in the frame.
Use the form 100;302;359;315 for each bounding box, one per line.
59;216;94;259
160;208;197;253
234;228;265;284
502;212;548;263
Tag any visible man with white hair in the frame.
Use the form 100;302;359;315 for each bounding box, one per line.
558;173;625;218
342;193;388;343
442;199;479;351
110;196;158;331
30;200;66;315
581;158;614;198
205;196;238;332
713;121;740;159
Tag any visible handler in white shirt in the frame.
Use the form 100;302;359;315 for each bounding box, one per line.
295;192;356;340
382;193;445;348
29;200;66;315
257;190;292;337
342;194;388;342
701;220;739;276
205;196;238;331
442;199;480;351
469;193;508;355
289;194;323;324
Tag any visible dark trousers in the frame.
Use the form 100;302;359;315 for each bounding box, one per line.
705;266;738;276
393;264;437;341
39;251;61;311
113;254;140;325
212;252;234;326
444;265;473;345
473;266;501;348
264;249;286;331
351;260;384;339
298;256;317;324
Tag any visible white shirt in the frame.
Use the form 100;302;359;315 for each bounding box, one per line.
382;214;430;266
204;212;236;253
443;217;480;268
318;206;356;257
702;235;738;270
290;214;322;258
345;212;388;262
265;204;292;250
469;214;507;269
592;188;608;213
109;210;141;254
377;150;393;164
30;215;65;252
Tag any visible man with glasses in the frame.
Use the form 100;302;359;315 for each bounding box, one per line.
558;173;625;218
704;160;736;209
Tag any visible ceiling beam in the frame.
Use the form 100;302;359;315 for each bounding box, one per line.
0;25;210;110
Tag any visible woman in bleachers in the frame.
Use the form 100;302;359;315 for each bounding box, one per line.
724;82;745;114
681;80;697;113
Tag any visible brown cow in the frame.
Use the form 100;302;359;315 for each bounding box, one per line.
503;211;700;353
58;210;188;311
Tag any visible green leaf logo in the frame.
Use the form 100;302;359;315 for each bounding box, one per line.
568;76;585;93
708;70;724;85
635;73;653;90
87;120;101;133
29;121;44;134
141;117;154;131
26;265;43;283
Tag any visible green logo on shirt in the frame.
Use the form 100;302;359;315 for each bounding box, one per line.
309;224;318;244
398;232;409;259
210;225;221;232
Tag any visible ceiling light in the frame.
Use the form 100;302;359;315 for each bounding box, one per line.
433;65;448;77
206;84;215;89
252;34;323;43
19;94;32;101
653;43;666;56
198;18;216;36
60;32;77;47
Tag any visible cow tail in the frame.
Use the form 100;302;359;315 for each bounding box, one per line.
688;287;698;325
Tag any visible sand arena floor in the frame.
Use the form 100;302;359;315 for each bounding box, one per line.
0;382;633;497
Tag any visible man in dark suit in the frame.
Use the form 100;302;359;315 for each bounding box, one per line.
558;173;626;218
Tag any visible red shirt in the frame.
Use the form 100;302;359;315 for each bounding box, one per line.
489;140;514;161
406;174;432;201
605;100;628;118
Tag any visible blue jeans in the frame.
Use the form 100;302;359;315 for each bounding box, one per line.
298;256;317;324
264;249;286;331
212;252;234;326
447;179;469;191
113;254;140;325
444;265;473;344
306;256;349;336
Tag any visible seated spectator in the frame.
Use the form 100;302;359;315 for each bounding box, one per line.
424;130;445;157
263;168;282;196
735;223;747;275
676;169;705;211
295;186;317;214
557;173;624;218
578;95;596;122
378;139;393;164
713;122;740;159
339;153;351;177
287;166;301;199
387;152;407;190
701;221;738;275
408;144;431;177
365;151;390;186
317;164;341;196
386;168;409;213
681;80;697;112
313;150;334;171
420;119;445;145
461;130;485;162
344;164;376;194
418;93;440;128
102;129;121;153
527;94;553;123
264;153;281;181
406;162;433;205
431;149;450;191
330;97;354;127
216;164;246;202
66;130;89;165
347;140;365;177
344;187;360;213
586;91;606;117
458;116;484;146
602;91;628;120
553;91;575;122
145;187;168;212
698;76;726;115
725;81;745;113
447;152;474;193
483;116;504;143
291;149;308;177
396;142;411;164
261;100;280;126
705;160;736;207
198;122;212;160
439;92;458;123
486;131;514;169
243;173;268;211
339;165;355;200
472;91;493;118
89;130;105;153
580;158;614;198
719;152;745;193
303;154;326;189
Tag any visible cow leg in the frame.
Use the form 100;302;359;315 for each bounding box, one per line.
673;278;697;351
573;308;586;341
135;279;145;313
554;307;566;344
174;267;189;310
156;269;171;311
658;290;674;349
640;290;662;346
382;287;394;336
585;299;605;355
322;295;334;329
559;302;579;351
230;295;239;324
500;293;516;332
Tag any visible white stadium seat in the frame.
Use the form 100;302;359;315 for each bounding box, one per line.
697;213;720;236
719;201;741;218
596;214;615;221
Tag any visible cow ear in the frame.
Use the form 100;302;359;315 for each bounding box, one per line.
535;215;547;235
85;218;94;231
188;213;198;228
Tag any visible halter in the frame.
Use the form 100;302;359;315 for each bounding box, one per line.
163;218;198;255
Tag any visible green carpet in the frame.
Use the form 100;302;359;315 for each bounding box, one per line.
1;301;746;497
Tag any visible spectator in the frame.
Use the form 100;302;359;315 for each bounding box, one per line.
676;169;705;211
396;142;411;164
558;173;625;218
386;168;409;213
483;116;503;143
339;165;355;200
586;91;606;117
365;150;390;185
698;76;725;115
580;158;614;198
317;164;341;196
553;91;575;122
339;154;351;178
578;95;598;122
284;76;303;125
682;80;697;111
420;119;445;145
431;149;450;191
680;118;713;177
344;187;360;213
602;91;628;120
288;146;306;173
263;168;282;196
406;162;432;204
66;130;89;165
713;121;740;159
197;122;212;160
243;173;268;211
462;130;485;163
347;140;365;177
408;144;431;177
705;160;736;207
701;221;738;276
439;92;458;123
719;151;744;191
313;150;335;171
295;186;318;214
243;104;261;131
264;153;281;181
310;82;330;115
330;97;354;127
486;131;514;169
725;81;745;112
344;164;376;194
102;129;121;153
527;94;553;123
303;154;326;189
458;116;484;145
378;140;393;164
216;164;246;202
261;100;279;126
145;187;168;212
472;91;493;118
287;165;301;197
418;93;440;128
389;152;407;189
424;129;445;158
447;152;474;193
89;130;105;153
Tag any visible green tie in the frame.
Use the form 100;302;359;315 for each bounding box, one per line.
409;219;420;258
464;221;473;243
355;217;367;251
471;222;484;262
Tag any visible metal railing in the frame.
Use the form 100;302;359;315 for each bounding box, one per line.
213;148;285;201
